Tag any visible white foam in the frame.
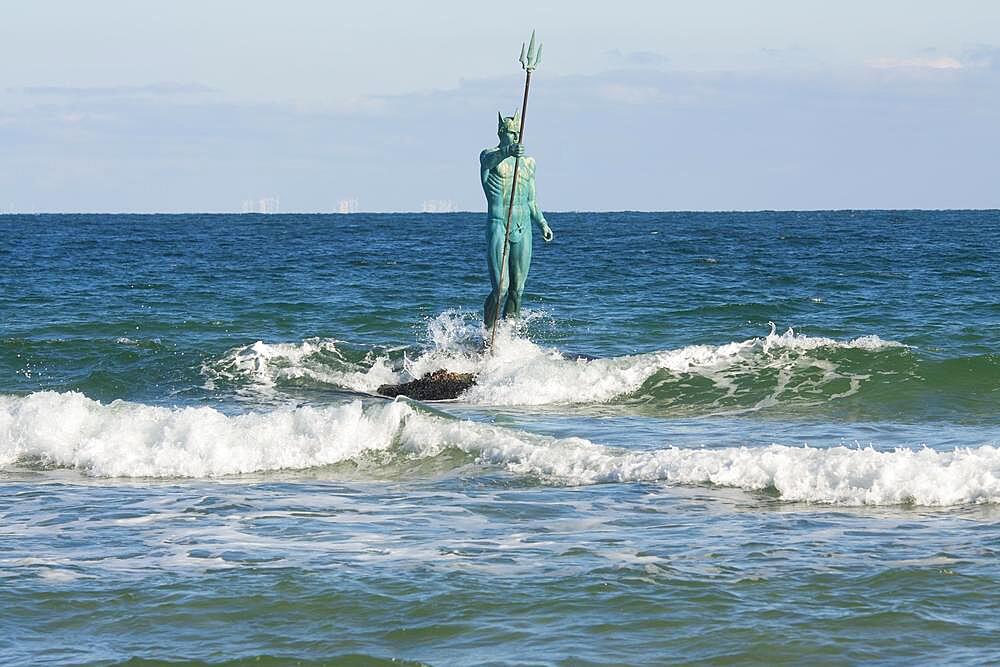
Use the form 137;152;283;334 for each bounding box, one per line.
0;391;409;477
461;321;904;406
204;337;397;393
205;314;905;407
1;391;997;505
759;322;905;353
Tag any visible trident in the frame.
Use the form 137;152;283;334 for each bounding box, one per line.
489;30;543;349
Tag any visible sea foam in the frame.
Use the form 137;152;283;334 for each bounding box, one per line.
207;313;906;407
1;391;997;505
204;337;398;394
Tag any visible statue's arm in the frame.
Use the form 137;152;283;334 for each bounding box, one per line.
481;143;524;172
526;161;553;242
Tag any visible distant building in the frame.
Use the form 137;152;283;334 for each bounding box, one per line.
241;196;280;214
337;198;359;214
422;199;458;213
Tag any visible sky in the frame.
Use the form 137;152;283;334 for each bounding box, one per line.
1;0;999;212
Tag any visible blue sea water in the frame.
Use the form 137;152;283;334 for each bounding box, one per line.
1;210;999;665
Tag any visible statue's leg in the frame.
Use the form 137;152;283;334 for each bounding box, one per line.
484;228;508;329
503;233;533;318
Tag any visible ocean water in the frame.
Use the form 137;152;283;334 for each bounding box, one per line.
1;210;999;665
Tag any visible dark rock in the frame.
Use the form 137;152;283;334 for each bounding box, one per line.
377;370;477;400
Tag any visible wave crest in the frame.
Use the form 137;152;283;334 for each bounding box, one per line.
202;313;909;412
2;391;998;506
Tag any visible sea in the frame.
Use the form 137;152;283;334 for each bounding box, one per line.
1;210;999;665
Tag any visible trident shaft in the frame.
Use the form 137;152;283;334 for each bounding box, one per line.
489;30;543;349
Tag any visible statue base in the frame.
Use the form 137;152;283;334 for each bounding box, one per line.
377;370;477;401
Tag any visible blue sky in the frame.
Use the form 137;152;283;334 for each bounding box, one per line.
2;0;999;212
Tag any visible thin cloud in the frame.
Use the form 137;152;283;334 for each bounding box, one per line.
13;82;219;97
963;44;1000;70
4;62;999;211
605;49;669;67
595;82;664;105
866;56;963;70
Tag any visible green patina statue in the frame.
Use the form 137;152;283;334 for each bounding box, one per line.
480;113;553;329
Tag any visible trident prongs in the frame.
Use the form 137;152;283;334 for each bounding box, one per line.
519;30;542;71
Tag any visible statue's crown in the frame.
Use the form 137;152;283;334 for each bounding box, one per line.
497;112;520;135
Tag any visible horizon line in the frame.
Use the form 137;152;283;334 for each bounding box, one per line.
2;207;999;216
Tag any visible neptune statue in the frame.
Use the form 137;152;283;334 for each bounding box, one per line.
480;112;553;330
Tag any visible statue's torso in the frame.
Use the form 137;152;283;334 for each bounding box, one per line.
482;154;535;243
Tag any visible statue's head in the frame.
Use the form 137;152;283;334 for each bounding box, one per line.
497;112;520;145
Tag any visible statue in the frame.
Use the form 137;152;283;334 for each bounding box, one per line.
377;33;546;399
480;112;553;330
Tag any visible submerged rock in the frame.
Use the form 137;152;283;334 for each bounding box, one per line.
377;370;477;401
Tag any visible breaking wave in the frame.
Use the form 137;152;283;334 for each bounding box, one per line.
202;312;947;418
1;391;998;505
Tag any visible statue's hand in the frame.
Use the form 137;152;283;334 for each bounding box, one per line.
506;142;525;159
541;222;553;243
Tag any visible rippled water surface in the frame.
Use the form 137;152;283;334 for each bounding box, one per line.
2;211;999;665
